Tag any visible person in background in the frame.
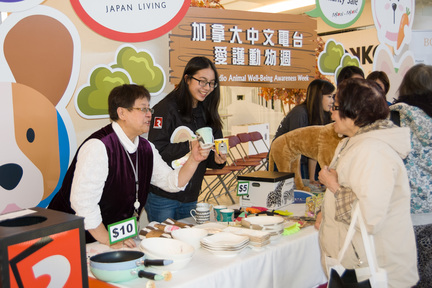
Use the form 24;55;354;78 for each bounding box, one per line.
367;70;391;105
318;78;418;288
336;65;364;86
146;56;226;222
48;84;209;248
271;79;335;185
390;63;432;288
366;70;390;97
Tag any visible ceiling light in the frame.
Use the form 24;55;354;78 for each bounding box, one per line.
249;0;316;13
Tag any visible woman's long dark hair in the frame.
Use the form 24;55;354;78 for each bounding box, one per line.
303;79;335;125
168;57;222;130
394;63;432;118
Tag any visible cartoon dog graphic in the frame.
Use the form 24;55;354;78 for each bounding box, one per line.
217;142;228;155
0;6;80;214
372;0;415;55
373;44;415;103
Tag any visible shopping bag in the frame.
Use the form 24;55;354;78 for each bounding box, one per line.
325;202;387;288
328;268;372;288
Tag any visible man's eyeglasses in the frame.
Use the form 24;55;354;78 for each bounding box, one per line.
131;107;154;114
331;104;340;111
191;76;218;89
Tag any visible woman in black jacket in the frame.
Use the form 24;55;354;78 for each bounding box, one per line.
145;57;226;222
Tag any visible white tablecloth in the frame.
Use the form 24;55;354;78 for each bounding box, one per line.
87;204;327;288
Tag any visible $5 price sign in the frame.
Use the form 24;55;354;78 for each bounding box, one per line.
237;181;249;196
108;217;137;244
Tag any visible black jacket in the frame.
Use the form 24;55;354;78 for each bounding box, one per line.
148;95;224;202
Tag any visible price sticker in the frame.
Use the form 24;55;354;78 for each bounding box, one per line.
237;181;249;196
108;217;137;245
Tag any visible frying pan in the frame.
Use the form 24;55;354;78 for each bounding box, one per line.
89;250;172;283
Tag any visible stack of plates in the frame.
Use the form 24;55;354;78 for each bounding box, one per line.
241;216;285;240
194;222;227;234
223;227;271;250
200;232;249;256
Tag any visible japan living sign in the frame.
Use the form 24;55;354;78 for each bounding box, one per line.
70;0;190;42
170;7;317;89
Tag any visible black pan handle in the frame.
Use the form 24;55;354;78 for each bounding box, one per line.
143;259;173;266
138;270;164;281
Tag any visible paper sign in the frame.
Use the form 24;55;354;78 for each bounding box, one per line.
108;217;137;244
237;181;249;196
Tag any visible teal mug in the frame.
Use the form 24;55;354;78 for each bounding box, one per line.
213;205;227;221
220;208;234;222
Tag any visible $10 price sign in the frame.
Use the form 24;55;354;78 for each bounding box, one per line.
237;181;249;196
108;217;138;245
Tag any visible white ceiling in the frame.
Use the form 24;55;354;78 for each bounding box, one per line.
219;0;316;14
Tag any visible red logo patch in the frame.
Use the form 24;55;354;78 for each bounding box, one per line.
153;117;163;129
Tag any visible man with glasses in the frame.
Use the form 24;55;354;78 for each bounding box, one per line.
49;84;209;248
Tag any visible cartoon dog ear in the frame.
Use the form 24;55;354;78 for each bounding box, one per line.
373;44;415;102
4;14;74;107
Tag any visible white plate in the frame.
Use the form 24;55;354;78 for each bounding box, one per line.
194;222;227;234
243;216;285;226
201;244;248;256
201;241;249;249
201;232;249;247
170;126;195;143
223;226;271;243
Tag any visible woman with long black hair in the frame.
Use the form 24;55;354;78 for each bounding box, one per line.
145;56;226;222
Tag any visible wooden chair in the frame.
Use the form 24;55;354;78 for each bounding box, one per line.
225;135;260;173
249;131;270;158
236;132;268;170
201;167;236;205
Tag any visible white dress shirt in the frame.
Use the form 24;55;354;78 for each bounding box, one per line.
70;122;186;229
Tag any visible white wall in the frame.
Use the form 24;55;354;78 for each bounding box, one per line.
220;86;284;138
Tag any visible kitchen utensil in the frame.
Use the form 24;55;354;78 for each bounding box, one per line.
89;250;172;283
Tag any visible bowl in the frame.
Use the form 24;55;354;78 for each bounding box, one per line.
139;238;195;271
143;249;192;271
171;228;208;249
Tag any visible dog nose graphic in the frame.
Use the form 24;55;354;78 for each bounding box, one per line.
0;163;23;190
392;3;397;24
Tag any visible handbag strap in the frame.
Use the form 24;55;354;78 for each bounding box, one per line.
336;202;380;279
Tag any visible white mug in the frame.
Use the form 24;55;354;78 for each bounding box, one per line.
196;203;213;211
195;127;214;149
190;207;211;224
